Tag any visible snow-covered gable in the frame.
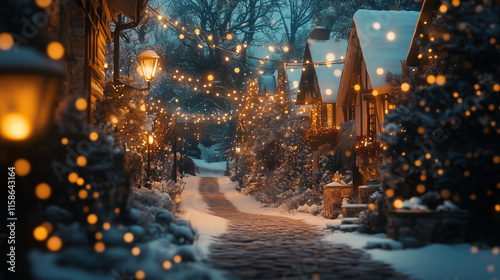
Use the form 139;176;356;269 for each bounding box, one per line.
285;65;302;100
353;10;419;90
308;38;348;103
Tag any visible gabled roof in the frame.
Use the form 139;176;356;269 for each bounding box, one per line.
406;0;440;67
308;38;347;103
284;64;303;101
355;10;418;90
296;37;347;104
339;10;419;99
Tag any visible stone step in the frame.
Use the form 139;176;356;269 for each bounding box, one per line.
341;218;360;225
339;224;360;232
341;204;368;218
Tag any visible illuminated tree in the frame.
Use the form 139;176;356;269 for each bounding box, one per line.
379;0;500;243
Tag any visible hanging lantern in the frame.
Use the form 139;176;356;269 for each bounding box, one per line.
137;50;160;83
0;46;64;143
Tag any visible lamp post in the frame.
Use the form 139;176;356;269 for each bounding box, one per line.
145;134;154;189
114;49;160;90
235;147;241;174
0;46;64;144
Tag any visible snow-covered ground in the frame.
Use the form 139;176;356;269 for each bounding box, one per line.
182;159;500;279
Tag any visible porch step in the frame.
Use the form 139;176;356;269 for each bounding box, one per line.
341;217;360;225
339;224;360;232
341;204;368;218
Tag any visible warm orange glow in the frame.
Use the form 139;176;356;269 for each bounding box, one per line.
35;183;51;199
401;83;410;92
33;226;49;241
95;242;105;253
427;75;436;84
226;33;233;40
376;68;384;75
76;156;87;167
493;84;500;92
163;260;172;270
132;247;141;256
47;41;64;60
207;74;214;81
441;189;450;198
436;75;446;86
14;158;31;176
61;137;68;145
123;232;134;243
87;214;98;224
354;84;360;91
439;4;448;13
234;67;240;73
68;172;78;183
35;0;52;8
1;113;32;140
135;270;146;280
103;222;111;230
173;255;182;263
179;34;185;39
393;199;403;209
495;204;500;212
148;135;154;145
75;98;87;111
47;236;62;251
386;189;394;198
372;90;379;96
0;32;14;50
417;184;426;193
89;132;99;141
78;189;88;199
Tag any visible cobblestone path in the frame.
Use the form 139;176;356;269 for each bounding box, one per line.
199;177;410;280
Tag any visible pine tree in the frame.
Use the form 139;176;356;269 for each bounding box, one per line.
379;0;500;243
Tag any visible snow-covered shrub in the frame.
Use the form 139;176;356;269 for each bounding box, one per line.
182;157;198;176
358;191;388;234
198;143;225;162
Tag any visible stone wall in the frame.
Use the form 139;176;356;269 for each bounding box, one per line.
387;210;470;248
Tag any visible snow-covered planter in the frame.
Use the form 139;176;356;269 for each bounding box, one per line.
323;182;353;219
387;209;470;248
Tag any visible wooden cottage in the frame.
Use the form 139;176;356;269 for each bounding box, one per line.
296;27;347;131
336;10;419;141
46;0;149;121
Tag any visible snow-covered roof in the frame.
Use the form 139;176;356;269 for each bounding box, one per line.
259;75;277;95
352;10;419;91
307;38;348;103
285;65;303;100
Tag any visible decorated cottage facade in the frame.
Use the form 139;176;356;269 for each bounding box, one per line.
336;10;419;143
46;0;149;122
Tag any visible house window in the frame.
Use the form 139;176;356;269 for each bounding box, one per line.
367;101;376;136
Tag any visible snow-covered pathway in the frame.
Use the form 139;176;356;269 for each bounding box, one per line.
195;176;408;280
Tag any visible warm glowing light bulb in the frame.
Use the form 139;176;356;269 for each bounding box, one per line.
1;114;31;140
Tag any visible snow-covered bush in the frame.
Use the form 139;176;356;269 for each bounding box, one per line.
198;143;225;162
358;191;388;234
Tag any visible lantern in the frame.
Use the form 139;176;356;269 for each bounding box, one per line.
137;50;160;83
0;46;64;142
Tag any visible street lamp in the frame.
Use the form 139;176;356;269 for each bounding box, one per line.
114;49;160;91
0;46;64;143
138;50;160;85
145;134;154;189
235;147;241;174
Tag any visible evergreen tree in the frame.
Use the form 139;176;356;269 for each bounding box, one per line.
379;0;500;243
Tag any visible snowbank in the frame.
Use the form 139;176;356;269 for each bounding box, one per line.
180;175;228;259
